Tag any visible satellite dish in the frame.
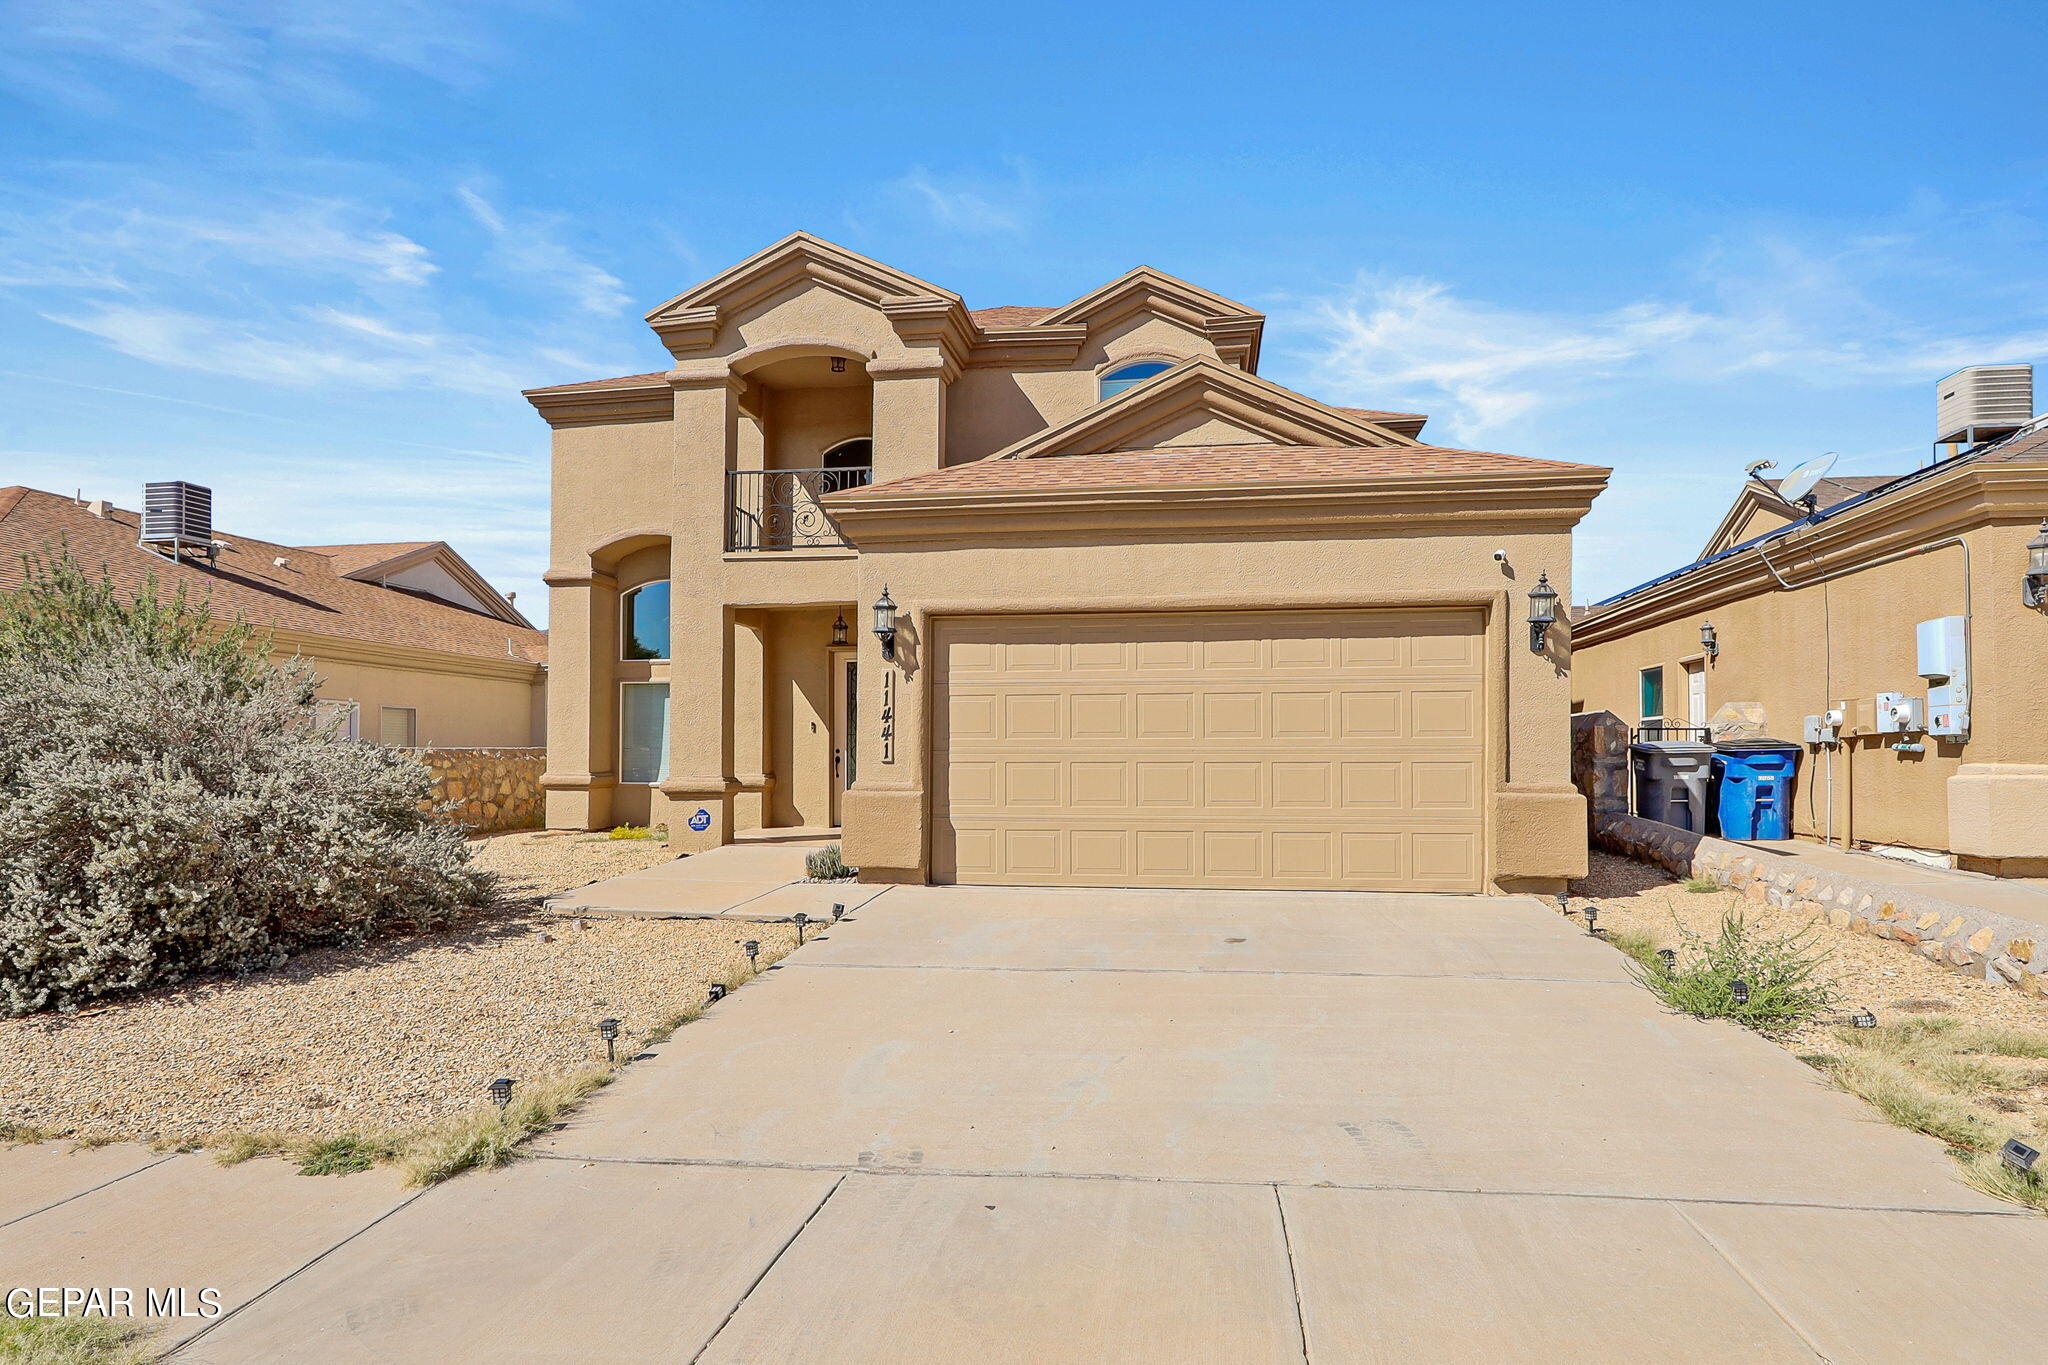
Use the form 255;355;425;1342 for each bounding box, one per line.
1776;452;1839;512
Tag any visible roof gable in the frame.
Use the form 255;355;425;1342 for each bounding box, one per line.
984;356;1421;461
1035;267;1264;369
298;541;532;627
642;232;962;358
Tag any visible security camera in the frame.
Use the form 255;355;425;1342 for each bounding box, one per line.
1492;550;1510;563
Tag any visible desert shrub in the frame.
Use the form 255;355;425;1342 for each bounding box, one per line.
1682;877;1720;894
608;824;657;840
0;550;493;1015
805;844;850;880
1630;911;1835;1029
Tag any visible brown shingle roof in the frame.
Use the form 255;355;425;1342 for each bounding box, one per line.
522;370;670;396
0;488;546;666
1760;474;1898;511
837;443;1606;500
1332;405;1428;426
297;542;437;576
971;305;1057;328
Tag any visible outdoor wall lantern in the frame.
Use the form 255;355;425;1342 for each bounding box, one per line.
1700;619;1719;661
832;611;848;647
872;586;899;660
1526;573;1560;653
2025;518;2048;608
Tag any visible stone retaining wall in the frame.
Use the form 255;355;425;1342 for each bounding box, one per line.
410;747;545;833
1571;711;1629;834
1596;812;2047;999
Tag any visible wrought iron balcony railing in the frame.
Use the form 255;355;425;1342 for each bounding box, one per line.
726;466;873;552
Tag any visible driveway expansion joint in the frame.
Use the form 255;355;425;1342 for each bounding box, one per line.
790;961;1637;985
1669;1203;1833;1362
684;1173;844;1365
0;1151;181;1230
529;1151;2024;1219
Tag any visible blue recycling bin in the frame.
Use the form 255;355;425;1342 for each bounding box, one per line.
1711;740;1801;839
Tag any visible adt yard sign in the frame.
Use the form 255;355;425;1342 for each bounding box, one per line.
688;808;712;832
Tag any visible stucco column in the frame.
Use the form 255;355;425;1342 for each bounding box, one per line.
538;571;617;831
731;611;770;833
840;563;927;883
867;356;949;484
660;368;744;850
1492;553;1589;894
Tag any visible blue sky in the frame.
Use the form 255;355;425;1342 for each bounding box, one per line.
3;1;2046;622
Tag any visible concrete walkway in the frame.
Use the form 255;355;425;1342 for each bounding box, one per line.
546;834;888;920
6;888;2046;1361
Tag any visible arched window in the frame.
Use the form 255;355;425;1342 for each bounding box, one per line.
821;437;872;470
621;581;671;661
1099;361;1173;400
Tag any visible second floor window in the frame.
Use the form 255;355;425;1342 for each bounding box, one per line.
622;581;671;661
1099;361;1173;400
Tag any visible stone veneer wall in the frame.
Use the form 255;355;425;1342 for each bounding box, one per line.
1570;711;1629;834
411;747;545;834
1596;812;2047;999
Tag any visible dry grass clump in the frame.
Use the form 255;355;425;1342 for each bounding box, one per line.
1810;1015;2048;1211
0;1316;155;1365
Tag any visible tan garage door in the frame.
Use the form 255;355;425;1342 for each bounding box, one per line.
934;609;1487;891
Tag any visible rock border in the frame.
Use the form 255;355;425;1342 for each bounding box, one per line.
1595;812;2048;999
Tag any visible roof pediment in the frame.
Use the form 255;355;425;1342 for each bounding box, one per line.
643;232;965;359
986;356;1421;460
1033;267;1264;369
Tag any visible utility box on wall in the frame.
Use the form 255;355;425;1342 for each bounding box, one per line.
1917;616;1970;739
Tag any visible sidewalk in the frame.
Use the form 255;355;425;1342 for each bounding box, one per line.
544;834;890;920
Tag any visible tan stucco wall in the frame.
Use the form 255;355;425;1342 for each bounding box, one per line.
305;652;541;750
764;607;840;829
837;523;1587;894
1573;506;2048;865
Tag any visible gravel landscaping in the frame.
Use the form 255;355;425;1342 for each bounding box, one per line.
1569;849;2048;1143
0;832;803;1146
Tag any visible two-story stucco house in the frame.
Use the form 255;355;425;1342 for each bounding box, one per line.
526;234;1608;895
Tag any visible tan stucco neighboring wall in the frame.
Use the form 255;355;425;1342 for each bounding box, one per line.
832;506;1592;894
1573;471;2048;868
265;625;545;752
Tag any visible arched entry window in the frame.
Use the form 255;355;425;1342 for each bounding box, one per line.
1099;361;1173;399
820;438;874;493
621;581;671;661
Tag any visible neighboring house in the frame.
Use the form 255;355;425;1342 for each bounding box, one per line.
1571;385;2048;878
527;233;1608;894
0;486;547;749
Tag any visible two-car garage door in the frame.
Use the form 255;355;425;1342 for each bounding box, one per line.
933;609;1488;892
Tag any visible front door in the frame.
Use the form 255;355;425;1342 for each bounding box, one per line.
830;648;858;826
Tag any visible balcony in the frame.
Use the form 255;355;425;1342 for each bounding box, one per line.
726;466;873;552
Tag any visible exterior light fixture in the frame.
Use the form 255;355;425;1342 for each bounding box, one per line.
2002;1137;2041;1175
598;1017;620;1064
832;612;848;647
1526;573;1560;653
1555;892;1569;916
872;586;898;661
708;983;727;1003
2025;519;2048;608
1583;905;1600;935
488;1078;515;1110
1730;978;1750;1006
794;911;809;945
1700;619;1719;661
1658;948;1677;971
744;939;761;970
1851;1008;1877;1029
832;902;847;921
830;356;847;373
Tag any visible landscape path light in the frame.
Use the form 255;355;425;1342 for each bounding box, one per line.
599;1017;620;1064
708;983;727;1003
488;1078;515;1110
744;939;761;971
2002;1138;2040;1176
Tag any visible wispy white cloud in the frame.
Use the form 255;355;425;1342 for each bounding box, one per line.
1286;207;2048;443
1;178;635;395
890;164;1035;235
0;0;528;115
458;184;630;316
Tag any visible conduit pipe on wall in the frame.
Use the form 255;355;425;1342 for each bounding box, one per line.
1750;533;1973;849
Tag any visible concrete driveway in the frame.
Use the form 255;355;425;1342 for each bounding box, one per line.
171;887;2048;1362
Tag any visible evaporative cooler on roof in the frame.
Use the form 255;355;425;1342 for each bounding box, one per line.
1936;364;2033;448
139;480;215;559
